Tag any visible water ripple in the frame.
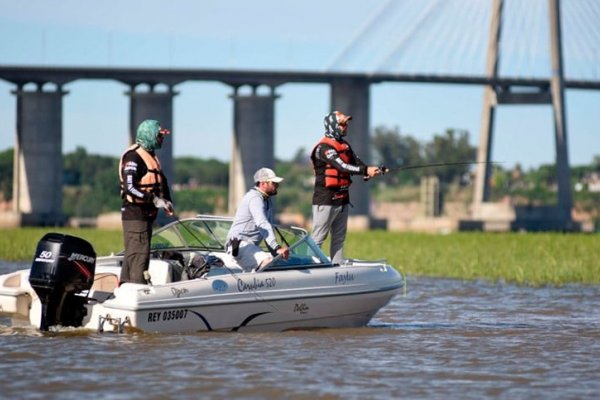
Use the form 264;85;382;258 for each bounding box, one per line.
0;267;599;399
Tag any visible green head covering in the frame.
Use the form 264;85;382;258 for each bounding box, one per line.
136;119;162;151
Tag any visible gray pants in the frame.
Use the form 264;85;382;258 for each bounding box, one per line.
121;219;153;284
311;204;348;264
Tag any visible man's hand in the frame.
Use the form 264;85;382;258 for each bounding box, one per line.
153;196;174;215
364;165;383;181
277;247;290;260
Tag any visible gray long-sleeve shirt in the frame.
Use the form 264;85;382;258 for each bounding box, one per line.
226;188;280;250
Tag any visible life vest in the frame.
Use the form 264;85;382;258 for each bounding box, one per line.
311;137;352;190
119;144;164;204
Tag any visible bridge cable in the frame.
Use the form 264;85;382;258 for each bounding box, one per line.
324;0;394;71
526;0;544;78
372;0;445;74
463;1;488;75
401;0;446;73
450;0;480;74
577;0;600;79
562;0;581;78
455;0;484;74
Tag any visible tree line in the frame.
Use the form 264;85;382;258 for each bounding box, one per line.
0;126;598;220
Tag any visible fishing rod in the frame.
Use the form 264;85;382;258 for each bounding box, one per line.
364;160;502;179
274;226;291;249
387;160;501;173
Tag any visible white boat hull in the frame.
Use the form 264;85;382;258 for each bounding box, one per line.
3;261;402;333
1;216;403;333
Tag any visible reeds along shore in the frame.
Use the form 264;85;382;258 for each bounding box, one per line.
1;228;598;287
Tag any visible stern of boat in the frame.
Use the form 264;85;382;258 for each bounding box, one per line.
0;270;35;320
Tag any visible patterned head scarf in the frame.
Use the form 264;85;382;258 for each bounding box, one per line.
136;119;169;151
323;111;352;141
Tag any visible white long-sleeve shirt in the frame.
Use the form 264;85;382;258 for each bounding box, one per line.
226;188;280;250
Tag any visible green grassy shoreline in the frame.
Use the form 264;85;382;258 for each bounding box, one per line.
1;228;598;287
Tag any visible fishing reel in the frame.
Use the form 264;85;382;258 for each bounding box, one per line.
363;165;388;181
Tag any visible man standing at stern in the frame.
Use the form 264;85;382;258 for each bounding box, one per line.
310;111;381;264
119;119;174;284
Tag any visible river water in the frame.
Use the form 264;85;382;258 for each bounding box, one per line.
1;260;599;399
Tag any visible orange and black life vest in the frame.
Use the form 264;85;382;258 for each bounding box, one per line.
119;144;164;204
311;137;352;190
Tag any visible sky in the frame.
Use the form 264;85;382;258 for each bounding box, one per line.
0;0;599;169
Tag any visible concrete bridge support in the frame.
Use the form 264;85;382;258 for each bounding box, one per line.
473;0;502;215
127;87;177;183
548;0;573;225
228;88;278;214
11;86;67;226
330;78;371;217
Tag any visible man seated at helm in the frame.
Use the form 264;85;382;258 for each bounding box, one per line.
226;167;289;272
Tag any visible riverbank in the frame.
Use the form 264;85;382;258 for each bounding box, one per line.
1;228;598;287
345;231;599;286
0;228;123;261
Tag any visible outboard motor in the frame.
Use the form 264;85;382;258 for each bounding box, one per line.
28;233;96;331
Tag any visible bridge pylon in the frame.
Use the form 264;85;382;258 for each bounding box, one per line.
472;0;575;231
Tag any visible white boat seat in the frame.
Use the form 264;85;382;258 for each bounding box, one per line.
217;252;241;269
148;259;184;284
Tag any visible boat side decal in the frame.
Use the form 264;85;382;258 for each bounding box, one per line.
294;303;309;314
212;279;228;292
171;287;189;298
334;271;354;285
232;312;271;332
187;309;213;331
237;277;276;292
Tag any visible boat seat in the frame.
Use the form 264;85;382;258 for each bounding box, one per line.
4;273;20;287
200;253;243;277
148;259;183;284
89;272;119;302
91;272;119;292
217;252;241;269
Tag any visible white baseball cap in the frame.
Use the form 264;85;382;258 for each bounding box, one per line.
253;167;284;183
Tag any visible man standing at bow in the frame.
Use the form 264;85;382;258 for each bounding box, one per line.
310;111;381;264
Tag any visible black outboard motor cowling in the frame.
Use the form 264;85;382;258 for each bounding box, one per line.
28;233;96;331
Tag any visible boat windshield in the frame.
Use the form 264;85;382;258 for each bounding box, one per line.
150;217;232;252
149;217;332;268
264;232;332;269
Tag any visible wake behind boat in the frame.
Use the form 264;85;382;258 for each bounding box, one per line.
0;215;403;333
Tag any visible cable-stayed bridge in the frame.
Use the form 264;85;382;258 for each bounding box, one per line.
326;0;600;81
0;0;598;230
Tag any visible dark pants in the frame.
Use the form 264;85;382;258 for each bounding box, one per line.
120;219;153;284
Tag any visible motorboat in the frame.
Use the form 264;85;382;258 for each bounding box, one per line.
0;215;403;333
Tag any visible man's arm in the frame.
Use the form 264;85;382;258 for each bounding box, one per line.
160;171;173;202
315;143;366;175
247;196;279;250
